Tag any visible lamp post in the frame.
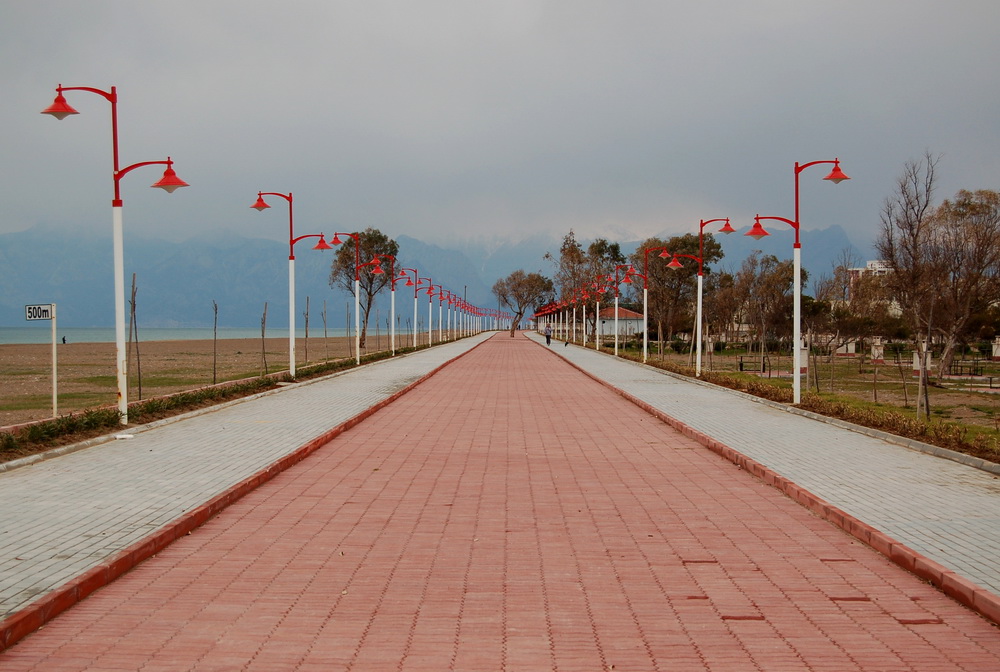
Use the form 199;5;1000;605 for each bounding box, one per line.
659;218;733;375
426;283;437;346
445;291;455;341
250;192;332;378
639;246;670;362
436;287;448;343
397;268;420;348
42;84;188;424
590;277;611;350
371;255;398;355
330;232;361;364
750;159;849;404
611;265;635;357
356;256;383;356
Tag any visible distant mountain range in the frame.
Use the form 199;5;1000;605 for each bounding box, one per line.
0;224;872;328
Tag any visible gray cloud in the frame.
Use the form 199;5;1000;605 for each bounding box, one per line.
3;1;999;253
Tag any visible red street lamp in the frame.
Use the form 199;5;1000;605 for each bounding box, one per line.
42;84;188;424
589;276;613;350
397;268;422;348
371;254;399;355
426;278;441;348
752;159;850;404
639;246;671;362
250;191;331;378
329;232;362;364
610;264;635;356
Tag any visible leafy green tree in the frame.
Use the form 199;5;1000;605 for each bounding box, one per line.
328;227;399;348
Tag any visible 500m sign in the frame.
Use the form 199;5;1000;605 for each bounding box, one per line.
24;303;59;416
25;304;54;320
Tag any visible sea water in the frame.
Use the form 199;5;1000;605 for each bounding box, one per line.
0;326;352;345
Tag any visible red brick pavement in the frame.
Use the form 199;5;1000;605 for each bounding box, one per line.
2;335;999;670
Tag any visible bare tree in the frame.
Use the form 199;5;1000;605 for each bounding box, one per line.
546;233;625;341
493;270;554;337
928;189;1000;373
875;152;940;418
733;252;794;370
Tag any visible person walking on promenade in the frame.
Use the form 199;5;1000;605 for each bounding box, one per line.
544;324;552;346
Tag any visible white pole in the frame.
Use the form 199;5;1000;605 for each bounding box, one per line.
595;300;601;350
413;292;418;349
614;295;619;356
113;205;128;424
354;278;360;365
390;287;396;355
288;257;296;377
643;287;648;363
427;296;433;346
696;274;704;377
793;246;802;403
51;303;57;418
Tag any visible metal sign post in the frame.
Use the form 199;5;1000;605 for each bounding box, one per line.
25;303;57;417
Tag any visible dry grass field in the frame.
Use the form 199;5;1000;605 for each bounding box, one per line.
0;336;361;427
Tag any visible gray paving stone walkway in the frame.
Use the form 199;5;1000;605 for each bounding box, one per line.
535;332;1000;597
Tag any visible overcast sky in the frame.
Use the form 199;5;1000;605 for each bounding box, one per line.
2;1;998;253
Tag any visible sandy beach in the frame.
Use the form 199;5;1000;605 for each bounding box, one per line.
0;336;368;427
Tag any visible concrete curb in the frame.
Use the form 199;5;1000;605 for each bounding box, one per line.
532;335;1000;626
0;337;488;652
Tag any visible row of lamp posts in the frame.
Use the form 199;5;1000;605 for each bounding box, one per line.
540;159;849;405
42;82;507;426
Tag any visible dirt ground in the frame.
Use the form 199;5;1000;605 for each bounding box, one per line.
0;336;358;427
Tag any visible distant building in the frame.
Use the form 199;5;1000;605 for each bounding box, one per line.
597;306;644;338
847;259;890;283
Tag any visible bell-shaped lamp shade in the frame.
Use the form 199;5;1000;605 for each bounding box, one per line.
658;248;671;258
250;194;270;211
150;159;188;193
371;264;385;274
404;277;415;287
312;236;333;251
717;218;736;234
622;274;633;284
745;219;770;240
823;160;850;184
667;256;684;270
331;234;343;245
41;92;79;120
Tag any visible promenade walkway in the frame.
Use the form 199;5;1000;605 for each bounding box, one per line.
1;332;999;670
